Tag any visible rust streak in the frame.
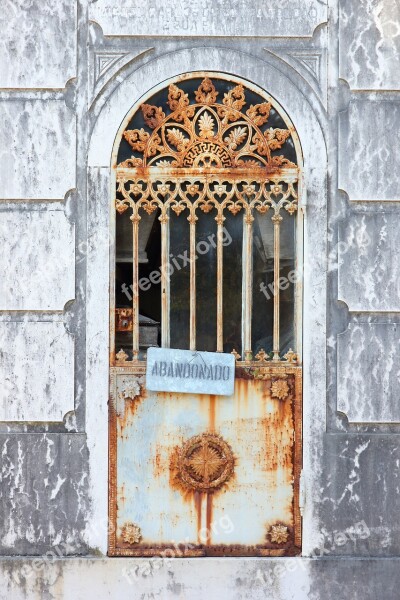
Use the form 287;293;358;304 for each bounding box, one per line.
206;492;213;545
194;491;202;543
209;394;216;432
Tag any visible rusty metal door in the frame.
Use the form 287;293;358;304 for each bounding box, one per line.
109;75;302;557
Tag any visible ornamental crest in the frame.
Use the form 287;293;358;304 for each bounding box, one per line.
118;77;297;170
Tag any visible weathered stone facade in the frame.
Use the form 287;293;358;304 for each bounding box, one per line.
1;0;399;597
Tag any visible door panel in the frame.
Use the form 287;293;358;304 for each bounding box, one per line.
109;74;303;557
109;364;301;556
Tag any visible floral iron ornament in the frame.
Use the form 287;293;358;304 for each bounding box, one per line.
271;379;290;400
119;77;297;170
121;522;142;545
269;524;289;544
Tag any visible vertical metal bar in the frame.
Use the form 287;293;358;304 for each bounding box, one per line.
295;178;303;363
216;216;224;352
272;212;282;361
160;209;170;348
189;211;197;351
241;211;253;361
131;213;140;359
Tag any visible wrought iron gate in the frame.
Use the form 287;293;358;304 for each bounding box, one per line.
109;74;303;556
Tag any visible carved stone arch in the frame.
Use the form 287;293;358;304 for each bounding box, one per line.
86;48;327;557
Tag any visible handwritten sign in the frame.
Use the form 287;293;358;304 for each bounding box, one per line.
146;348;235;396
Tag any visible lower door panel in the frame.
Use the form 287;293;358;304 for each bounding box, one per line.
109;364;302;556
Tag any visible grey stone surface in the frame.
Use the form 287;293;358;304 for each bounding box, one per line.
0;210;75;311
91;49;154;106
337;322;400;424
2;0;400;597
269;47;328;108
1;556;400;599
339;0;400;90
0;0;77;89
0;434;89;556
318;434;400;556
339;97;400;201
0;99;76;200
338;213;400;312
85;167;110;548
0;322;75;422
89;0;327;38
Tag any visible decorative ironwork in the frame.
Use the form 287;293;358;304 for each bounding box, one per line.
115;175;298;218
121;522;142;545
283;348;298;364
269;524;289;544
271;379;290;400
116;348;129;363
119;77;296;170
231;348;241;361
109;77;303;559
113;75;300;364
255;348;269;363
177;433;234;492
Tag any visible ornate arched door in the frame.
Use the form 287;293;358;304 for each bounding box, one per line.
109;73;302;556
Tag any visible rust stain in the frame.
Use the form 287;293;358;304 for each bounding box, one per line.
209;394;216;432
206;493;213;545
169;444;196;502
118;386;146;436
234;366;254;380
153;443;163;478
194;491;202;543
111;362;302;557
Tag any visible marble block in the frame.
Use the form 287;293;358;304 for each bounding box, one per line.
338;213;400;312
337;323;400;423
0;321;74;422
0;99;76;200
0;0;77;89
339;0;400;90
0;210;75;311
339;99;400;201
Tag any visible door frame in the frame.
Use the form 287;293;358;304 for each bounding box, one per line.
85;47;328;556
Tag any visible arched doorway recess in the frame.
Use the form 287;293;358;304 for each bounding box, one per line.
109;73;303;557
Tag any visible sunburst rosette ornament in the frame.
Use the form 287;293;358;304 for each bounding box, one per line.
177;433;235;492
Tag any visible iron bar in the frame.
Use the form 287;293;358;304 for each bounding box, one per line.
272;212;282;361
242;211;253;361
160;209;170;348
189;210;197;351
216;215;224;352
131;213;140;359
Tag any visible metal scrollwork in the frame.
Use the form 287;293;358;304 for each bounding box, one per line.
119;77;296;170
